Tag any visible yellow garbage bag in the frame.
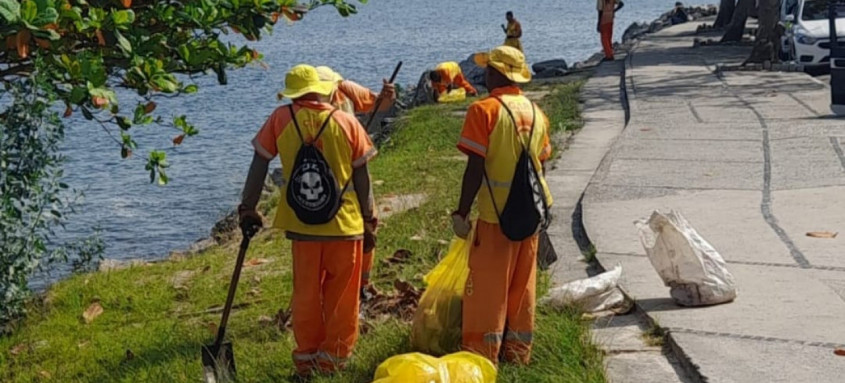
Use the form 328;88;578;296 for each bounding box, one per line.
373;353;448;383
373;351;496;383
437;88;466;103
411;230;473;355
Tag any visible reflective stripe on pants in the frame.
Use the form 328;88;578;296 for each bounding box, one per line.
462;221;537;365
361;250;373;286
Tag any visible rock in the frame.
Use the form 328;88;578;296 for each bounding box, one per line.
211;209;239;244
532;59;568;75
623;22;649;42
269;168;285;187
458;53;487;94
534;68;568;79
98;258;151;272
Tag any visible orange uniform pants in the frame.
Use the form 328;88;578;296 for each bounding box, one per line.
462;221;537;365
600;22;614;59
361;250;373;287
291;240;362;375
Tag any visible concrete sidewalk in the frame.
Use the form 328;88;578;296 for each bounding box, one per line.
579;21;845;382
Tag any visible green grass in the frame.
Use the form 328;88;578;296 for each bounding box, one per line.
0;80;602;383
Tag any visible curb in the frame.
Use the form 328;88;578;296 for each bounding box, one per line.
573;43;709;383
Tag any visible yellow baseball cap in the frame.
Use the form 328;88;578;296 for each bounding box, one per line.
278;64;335;99
315;66;344;84
473;46;532;83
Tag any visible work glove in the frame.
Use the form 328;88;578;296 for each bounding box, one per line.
363;217;378;253
380;79;396;103
238;204;263;239
451;212;471;239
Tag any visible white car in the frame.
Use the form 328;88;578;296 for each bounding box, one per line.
786;0;845;64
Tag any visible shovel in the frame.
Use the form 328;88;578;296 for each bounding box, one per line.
201;236;251;383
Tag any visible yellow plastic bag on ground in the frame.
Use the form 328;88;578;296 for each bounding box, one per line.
411;231;472;355
373;351;496;383
437;88;466;103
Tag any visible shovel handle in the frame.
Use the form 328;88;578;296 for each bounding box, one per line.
214;236;251;347
364;61;403;130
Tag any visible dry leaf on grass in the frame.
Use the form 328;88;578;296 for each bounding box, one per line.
39;371;51;379
807;231;838;239
410;235;424;241
82;302;104;324
247;288;261;298
10;343;27;355
207;322;218;335
382;249;412;265
373;180;385;186
77;341;90;349
244;258;270;267
125;349;135;361
835;348;845;356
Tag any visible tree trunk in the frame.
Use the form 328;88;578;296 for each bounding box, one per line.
747;0;782;64
714;0;736;28
721;0;754;42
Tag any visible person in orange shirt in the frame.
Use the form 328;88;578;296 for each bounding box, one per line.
316;66;395;297
502;11;523;52
451;46;553;365
597;0;625;60
238;64;377;377
429;61;478;101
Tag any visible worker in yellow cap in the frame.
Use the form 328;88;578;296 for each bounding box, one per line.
429;62;478;102
315;66;394;298
239;64;377;377
452;46;553;365
502;11;523;52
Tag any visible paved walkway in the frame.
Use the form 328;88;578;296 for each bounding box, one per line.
579;22;845;382
545;56;692;382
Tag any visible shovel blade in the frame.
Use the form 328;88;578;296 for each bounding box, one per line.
201;341;236;383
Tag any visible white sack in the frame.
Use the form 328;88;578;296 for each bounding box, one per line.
635;210;737;306
542;266;627;312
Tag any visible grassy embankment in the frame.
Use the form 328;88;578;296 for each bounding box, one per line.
0;80;604;383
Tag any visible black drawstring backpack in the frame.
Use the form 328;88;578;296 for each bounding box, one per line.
483;97;550;241
286;105;349;225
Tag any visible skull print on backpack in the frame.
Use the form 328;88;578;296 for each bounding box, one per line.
286;105;349;225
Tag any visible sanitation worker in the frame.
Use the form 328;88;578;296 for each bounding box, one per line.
316;66;395;296
451;46;553;365
429;61;478;101
238;64;377;377
502;11;523;52
597;0;625;61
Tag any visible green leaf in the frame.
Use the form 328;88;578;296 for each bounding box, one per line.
117;116;131;130
32;29;61;41
20;0;36;22
0;0;20;23
115;30;132;54
32;7;58;26
111;9;134;26
69;87;87;104
183;84;198;94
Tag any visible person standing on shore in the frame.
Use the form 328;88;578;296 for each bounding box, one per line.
502;11;523;52
597;0;625;61
452;46;553;365
429;61;478;101
315;66;395;297
238;64;377;377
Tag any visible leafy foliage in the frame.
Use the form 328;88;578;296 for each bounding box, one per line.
0;0;365;183
0;76;103;329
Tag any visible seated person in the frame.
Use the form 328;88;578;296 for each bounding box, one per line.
429;62;478;101
670;2;688;25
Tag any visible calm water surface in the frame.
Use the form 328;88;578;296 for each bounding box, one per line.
53;0;674;280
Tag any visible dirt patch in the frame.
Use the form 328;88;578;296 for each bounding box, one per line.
378;193;427;219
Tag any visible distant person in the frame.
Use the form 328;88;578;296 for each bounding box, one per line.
315;66;396;116
315;66;394;299
670;2;689;25
239;64;377;377
502;11;523;52
597;0;625;61
429;62;478;101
